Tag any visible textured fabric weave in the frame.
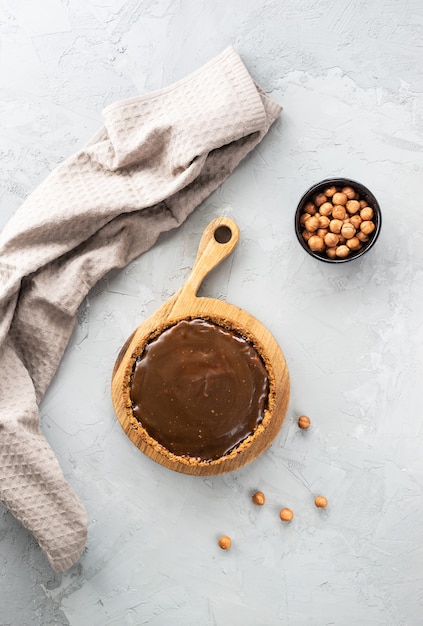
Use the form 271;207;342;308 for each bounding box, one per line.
0;47;281;571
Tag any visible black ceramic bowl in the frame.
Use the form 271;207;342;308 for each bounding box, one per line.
295;178;382;263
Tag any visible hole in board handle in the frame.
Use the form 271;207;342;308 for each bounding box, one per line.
214;225;232;244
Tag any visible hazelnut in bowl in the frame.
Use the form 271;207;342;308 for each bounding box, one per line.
295;178;381;263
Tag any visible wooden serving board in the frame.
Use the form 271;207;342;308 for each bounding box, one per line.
111;217;290;475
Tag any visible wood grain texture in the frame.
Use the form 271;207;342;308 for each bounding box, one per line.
111;217;290;475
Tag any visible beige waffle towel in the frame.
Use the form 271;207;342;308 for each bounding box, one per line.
0;47;281;571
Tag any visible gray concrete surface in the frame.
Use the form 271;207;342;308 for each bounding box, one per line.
1;0;423;624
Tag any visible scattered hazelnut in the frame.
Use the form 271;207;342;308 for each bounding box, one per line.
252;491;266;506
218;535;232;550
335;245;350;258
332;191;347;206
298;415;311;429
279;508;294;522
308;235;325;252
315;496;328;509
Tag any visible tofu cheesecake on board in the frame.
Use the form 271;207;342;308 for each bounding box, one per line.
111;217;290;475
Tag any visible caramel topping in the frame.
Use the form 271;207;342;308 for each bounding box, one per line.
130;318;269;461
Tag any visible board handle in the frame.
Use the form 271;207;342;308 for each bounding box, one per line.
177;217;240;302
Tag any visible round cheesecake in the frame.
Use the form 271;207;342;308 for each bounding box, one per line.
129;318;272;463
